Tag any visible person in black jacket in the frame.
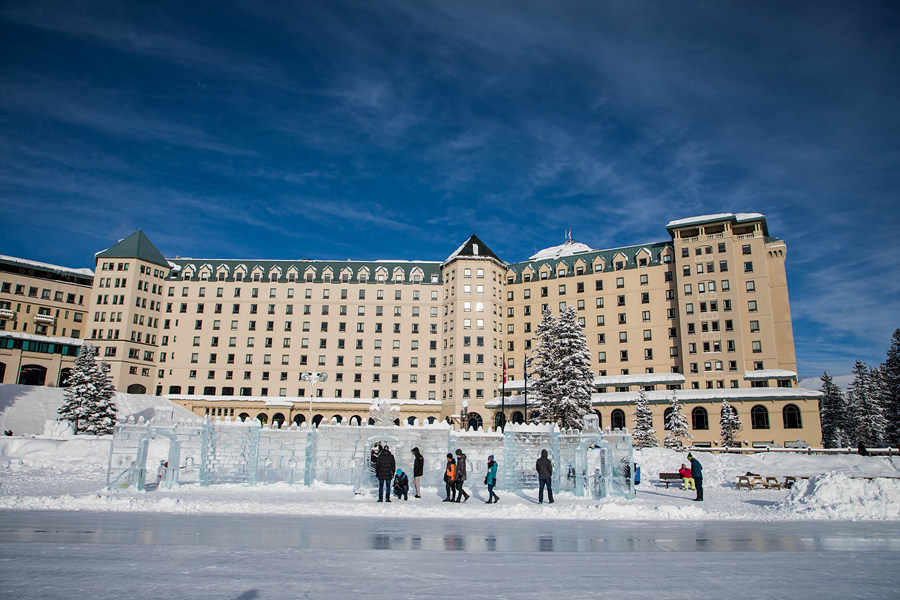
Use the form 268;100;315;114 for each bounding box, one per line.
375;445;396;502
454;449;470;502
411;447;424;498
535;449;554;504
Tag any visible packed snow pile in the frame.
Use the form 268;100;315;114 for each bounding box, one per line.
0;437;111;471
780;472;900;520
0;384;197;436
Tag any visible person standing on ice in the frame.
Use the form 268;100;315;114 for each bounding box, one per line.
375;445;396;502
536;449;554;504
443;453;457;501
411;447;424;498
454;449;470;502
688;453;703;501
485;455;500;504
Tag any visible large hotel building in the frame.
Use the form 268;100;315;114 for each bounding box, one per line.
0;213;822;447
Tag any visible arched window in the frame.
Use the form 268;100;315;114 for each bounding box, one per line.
611;409;626;430
58;368;72;387
466;412;483;431
332;414;344;424
349;415;361;425
426;416;436;424
663;407;674;430
751;405;769;429
406;416;416;425
512;411;524;425
312;414;324;427
272;413;286;428
255;413;268;424
494;412;507;429
239;412;250;422
292;414;305;426
18;364;46;386
782;404;802;429
691;407;709;430
126;383;146;394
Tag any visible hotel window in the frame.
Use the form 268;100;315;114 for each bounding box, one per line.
748;300;758;312
683;284;692;295
752;341;762;353
616;277;624;288
744;261;753;273
598;351;606;363
742;244;752;255
746;280;756;292
642;310;650;322
749;320;760;333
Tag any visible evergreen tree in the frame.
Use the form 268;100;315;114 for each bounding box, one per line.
880;328;900;446
530;306;594;429
719;398;742;448
819;371;849;448
83;360;118;435
663;390;692;450
631;388;658;449
58;343;117;435
846;361;887;447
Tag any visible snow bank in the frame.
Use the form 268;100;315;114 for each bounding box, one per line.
780;472;900;520
0;437;110;470
0;384;197;436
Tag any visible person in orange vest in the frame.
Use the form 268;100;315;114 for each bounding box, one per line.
443;453;457;502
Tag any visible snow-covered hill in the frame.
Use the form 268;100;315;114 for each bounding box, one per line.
0;384;197;435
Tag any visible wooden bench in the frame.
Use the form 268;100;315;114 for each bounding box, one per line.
658;472;685;489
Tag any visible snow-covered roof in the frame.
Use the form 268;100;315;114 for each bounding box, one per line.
485;386;822;408
528;240;594;261
665;213;765;229
744;369;798;380
169;395;442;406
0;254;94;279
0;331;85;346
498;373;685;391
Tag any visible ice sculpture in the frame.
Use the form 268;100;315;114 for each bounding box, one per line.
107;412;635;499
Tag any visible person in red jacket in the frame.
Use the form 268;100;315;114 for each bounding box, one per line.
678;463;695;490
443;453;457;502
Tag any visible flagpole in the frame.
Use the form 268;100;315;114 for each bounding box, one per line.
501;352;506;430
523;351;528;424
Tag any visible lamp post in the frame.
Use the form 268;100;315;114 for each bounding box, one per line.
301;371;328;425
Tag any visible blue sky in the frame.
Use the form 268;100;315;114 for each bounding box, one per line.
1;1;898;378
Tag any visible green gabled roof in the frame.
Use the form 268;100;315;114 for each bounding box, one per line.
505;240;673;283
96;230;170;268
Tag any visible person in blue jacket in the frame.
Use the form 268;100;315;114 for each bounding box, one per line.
688;453;703;501
393;468;409;501
484;455;500;504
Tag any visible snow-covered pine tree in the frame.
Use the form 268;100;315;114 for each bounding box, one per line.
846;361;887;447
57;343;97;433
82;359;118;435
819;371;848;448
663;390;692;450
529;308;557;425
632;388;658;448
58;343;117;434
880;328;900;446
719;398;742;448
530;306;594;430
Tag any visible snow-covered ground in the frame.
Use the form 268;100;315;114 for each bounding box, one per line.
1;436;898;521
0;383;197;435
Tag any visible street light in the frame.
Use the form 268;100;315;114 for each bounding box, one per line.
301;371;328;425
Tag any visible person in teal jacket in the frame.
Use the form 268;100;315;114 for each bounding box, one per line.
485;455;500;504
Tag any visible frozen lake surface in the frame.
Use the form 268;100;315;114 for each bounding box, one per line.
2;511;899;599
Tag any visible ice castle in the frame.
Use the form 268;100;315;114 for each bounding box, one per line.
107;408;636;499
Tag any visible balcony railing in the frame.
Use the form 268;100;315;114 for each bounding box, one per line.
33;314;56;324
